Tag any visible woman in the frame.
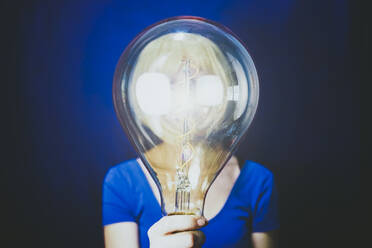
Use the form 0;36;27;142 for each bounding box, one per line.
102;155;279;247
103;32;279;247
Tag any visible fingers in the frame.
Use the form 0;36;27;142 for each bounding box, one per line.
152;230;206;248
148;215;208;248
149;215;207;236
192;230;206;247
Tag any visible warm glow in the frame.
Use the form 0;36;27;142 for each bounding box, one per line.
195;75;223;106
136;72;171;115
114;18;259;216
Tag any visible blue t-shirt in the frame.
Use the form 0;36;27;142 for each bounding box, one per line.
102;159;279;247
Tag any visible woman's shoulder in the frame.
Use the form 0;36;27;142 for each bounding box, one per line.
240;160;275;187
243;160;273;176
235;161;277;210
103;158;142;187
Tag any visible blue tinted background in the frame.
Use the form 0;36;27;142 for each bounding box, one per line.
5;0;364;247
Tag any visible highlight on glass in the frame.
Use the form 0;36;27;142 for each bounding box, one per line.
113;16;259;216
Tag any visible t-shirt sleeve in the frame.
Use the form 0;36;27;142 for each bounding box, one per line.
252;172;280;232
102;167;136;225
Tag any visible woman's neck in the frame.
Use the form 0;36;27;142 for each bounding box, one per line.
137;155;241;220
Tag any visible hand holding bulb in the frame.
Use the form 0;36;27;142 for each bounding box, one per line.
147;215;207;248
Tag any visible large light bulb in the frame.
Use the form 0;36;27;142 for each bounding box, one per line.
113;16;259;216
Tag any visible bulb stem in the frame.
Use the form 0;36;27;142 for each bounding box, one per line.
175;170;191;213
174;59;194;214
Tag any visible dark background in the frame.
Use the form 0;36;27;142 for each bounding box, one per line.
4;0;366;247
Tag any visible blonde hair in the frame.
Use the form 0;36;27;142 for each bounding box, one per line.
132;33;231;83
130;32;234;145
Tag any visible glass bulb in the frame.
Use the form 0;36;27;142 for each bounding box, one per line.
113;16;259;216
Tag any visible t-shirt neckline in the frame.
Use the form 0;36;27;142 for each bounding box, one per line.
136;159;249;222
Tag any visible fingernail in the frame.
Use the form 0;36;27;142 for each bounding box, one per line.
197;217;205;226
